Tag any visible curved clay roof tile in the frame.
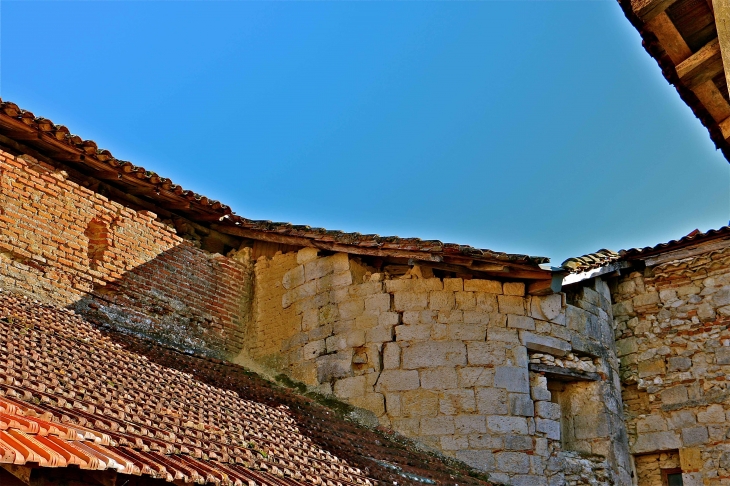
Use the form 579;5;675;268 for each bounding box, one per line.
35;118;54;131
18;111;36;127
0;102;20;117
66;133;83;145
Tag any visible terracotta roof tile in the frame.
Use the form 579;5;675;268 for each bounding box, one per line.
620;226;730;258
0;291;491;486
0;293;374;486
224;215;549;266
560;249;621;274
0;98;548;267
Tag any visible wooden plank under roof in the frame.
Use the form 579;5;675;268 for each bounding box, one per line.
619;0;730;161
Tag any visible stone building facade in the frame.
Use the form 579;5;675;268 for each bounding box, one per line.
3;0;730;483
1;127;729;485
244;249;631;485
612;234;730;486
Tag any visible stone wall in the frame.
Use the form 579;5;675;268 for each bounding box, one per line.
0;149;251;357
634;451;682;486
612;241;730;485
247;248;631;485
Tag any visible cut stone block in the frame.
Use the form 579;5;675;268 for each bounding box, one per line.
520;332;571;357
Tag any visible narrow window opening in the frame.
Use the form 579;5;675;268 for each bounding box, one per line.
663;469;683;486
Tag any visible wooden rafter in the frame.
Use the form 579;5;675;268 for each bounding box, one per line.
692;80;730;121
0;465;33;485
713;0;730;98
646;11;693;63
676;38;724;88
212;223;556;282
632;0;680;21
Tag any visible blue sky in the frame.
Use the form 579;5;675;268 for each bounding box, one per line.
1;1;728;264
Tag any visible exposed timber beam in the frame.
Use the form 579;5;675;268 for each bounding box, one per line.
528;363;601;382
631;0;679;22
0;464;34;485
88;471;118;486
713;0;730;98
693;81;730;122
719;116;730;139
527;274;565;296
408;259;484;276
468;261;509;272
676;38;723;89
646;11;692;63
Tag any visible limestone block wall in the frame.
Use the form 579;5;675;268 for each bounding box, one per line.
612;242;730;485
247;248;631;485
0;149;252;357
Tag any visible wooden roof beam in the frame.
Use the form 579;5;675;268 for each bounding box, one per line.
713;0;730;99
719;115;730;139
631;0;679;22
676;38;723;89
0;464;34;485
646;12;692;64
527;274;564;296
692;81;730;122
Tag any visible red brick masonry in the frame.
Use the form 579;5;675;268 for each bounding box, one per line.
0;150;249;357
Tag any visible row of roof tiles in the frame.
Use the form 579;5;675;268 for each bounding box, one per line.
0;291;374;486
559;227;730;274
0;291;492;486
0;396;307;485
1;98;725;272
619;226;730;258
0;98;547;267
559;249;621;274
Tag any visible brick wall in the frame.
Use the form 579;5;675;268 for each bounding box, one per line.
246;248;631;485
0;149;251;358
612;241;730;485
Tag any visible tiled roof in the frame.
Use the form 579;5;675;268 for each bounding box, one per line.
560;249;621;274
561;227;730;275
0;291;492;486
620;226;730;259
0;293;372;485
0;100;232;222
221;215;549;266
0;99;548;268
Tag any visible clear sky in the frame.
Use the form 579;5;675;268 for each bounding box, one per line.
1;1;728;265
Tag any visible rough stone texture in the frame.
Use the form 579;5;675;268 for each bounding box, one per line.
612;239;730;486
2;147;665;485
634;450;681;486
243;249;630;484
